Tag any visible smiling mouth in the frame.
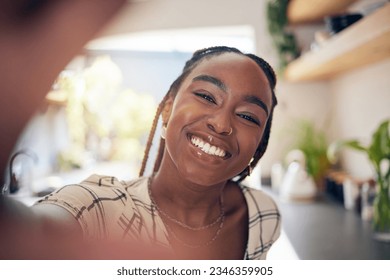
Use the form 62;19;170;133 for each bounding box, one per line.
189;135;230;158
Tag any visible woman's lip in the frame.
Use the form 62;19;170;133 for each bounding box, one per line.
187;133;232;159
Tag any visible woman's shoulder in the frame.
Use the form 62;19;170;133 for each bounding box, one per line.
35;175;153;240
73;174;148;192
76;175;151;203
239;184;281;260
36;175;149;207
78;174;145;187
239;184;279;212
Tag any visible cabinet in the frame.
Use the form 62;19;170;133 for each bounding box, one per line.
284;2;390;81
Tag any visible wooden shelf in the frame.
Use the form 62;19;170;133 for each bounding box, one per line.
287;0;358;24
284;3;390;82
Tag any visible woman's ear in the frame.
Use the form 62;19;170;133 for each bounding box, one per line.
161;96;174;125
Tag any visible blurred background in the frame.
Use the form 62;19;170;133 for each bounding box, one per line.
4;0;390;259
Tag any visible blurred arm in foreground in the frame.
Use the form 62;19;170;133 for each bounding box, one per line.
0;0;172;259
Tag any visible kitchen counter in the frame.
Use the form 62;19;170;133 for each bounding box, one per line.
266;188;390;260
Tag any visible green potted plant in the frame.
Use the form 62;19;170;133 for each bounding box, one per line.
266;0;300;73
285;119;330;191
328;119;390;241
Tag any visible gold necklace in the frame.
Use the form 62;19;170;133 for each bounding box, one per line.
147;176;225;248
164;212;225;249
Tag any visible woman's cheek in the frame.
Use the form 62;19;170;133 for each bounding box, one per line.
239;131;262;158
170;102;203;124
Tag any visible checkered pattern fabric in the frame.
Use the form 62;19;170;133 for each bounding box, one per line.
36;175;280;259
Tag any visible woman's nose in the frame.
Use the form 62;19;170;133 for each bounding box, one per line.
206;111;233;136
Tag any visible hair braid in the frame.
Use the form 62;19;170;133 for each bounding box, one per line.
138;93;170;177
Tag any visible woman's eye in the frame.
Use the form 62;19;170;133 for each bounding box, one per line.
194;92;216;104
237;113;260;126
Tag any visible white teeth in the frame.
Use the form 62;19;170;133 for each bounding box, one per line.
203;143;211;153
191;136;226;158
216;148;224;157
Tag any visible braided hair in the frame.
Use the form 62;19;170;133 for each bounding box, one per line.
139;46;277;183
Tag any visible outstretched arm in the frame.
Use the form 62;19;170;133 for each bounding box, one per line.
0;0;175;260
0;196;83;259
0;0;126;259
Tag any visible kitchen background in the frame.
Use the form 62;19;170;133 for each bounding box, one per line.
6;0;390;259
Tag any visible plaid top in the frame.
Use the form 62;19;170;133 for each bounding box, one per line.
36;175;281;259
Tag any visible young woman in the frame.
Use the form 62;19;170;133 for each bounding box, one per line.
34;46;281;259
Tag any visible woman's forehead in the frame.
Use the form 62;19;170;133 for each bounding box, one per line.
184;53;272;100
190;53;269;84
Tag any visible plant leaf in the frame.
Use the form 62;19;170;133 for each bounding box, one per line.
368;120;390;168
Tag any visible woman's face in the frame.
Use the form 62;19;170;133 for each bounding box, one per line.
163;53;272;186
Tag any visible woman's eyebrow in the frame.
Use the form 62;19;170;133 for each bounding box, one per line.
192;75;227;92
243;95;269;116
192;74;269;115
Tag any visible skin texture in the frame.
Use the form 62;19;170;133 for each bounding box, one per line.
151;53;273;259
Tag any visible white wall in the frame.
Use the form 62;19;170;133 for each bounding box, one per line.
261;80;332;175
330;59;390;179
101;0;279;65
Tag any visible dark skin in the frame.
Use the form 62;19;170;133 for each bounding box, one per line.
151;53;273;259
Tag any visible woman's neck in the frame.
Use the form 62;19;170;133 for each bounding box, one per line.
150;167;227;227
